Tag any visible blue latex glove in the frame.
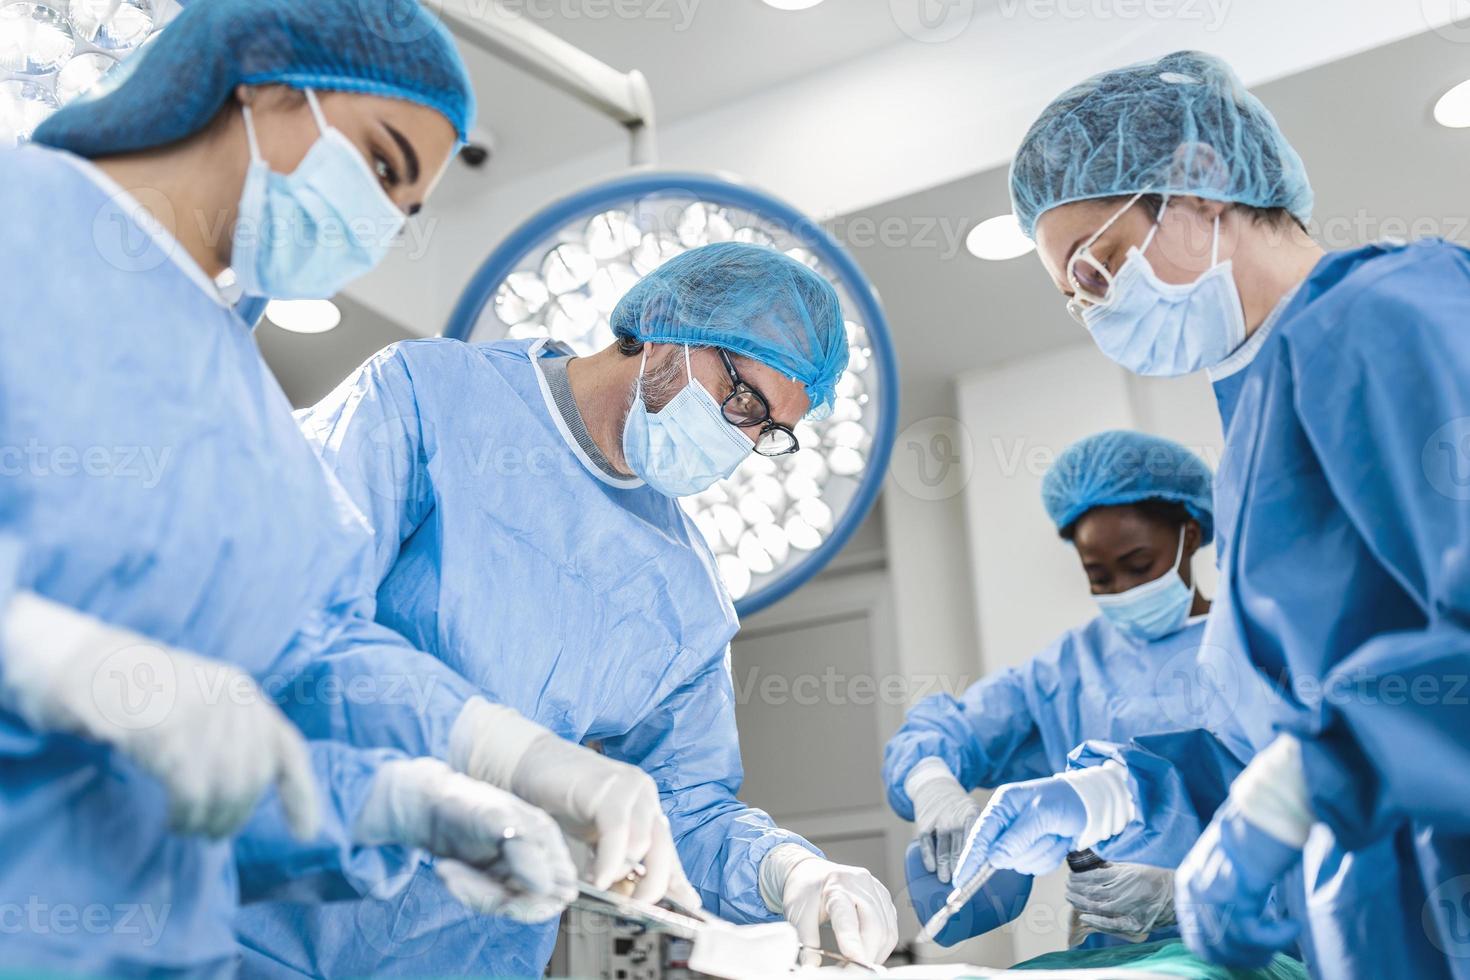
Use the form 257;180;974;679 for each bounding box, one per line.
953;775;1087;884
1175;801;1302;968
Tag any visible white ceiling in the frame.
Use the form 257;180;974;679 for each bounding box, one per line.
451;0;917;181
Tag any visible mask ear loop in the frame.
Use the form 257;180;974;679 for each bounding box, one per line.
303;88;329;137
1140;195;1170;255
633;345;650;401
240;99;262;164
1210;214;1222;266
682;344;694;383
1173;525;1188;575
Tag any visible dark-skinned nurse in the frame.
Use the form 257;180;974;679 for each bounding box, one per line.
884;431;1223;944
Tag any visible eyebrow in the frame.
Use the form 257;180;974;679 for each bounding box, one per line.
384;123;420;184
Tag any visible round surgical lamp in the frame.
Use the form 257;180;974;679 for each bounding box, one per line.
0;0;162;147
444;171;899;616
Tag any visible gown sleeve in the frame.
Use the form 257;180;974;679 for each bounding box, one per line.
882;662;1048;820
1290;245;1470;847
296;343;436;596
600;651;821;924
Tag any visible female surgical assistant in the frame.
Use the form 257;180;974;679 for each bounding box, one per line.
952;50;1470;980
885;430;1224;945
0;2;576;974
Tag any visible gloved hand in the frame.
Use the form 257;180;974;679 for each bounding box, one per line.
1067;862;1177;941
761;845;898;968
1176;735;1311;967
1;591;318;839
450;697;700;909
904;758;982;884
356;758;577;923
954;763;1135;884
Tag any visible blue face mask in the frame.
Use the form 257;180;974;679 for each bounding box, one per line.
230;88;406;300
1082;203;1246;378
622;345;753;497
1094;528;1194;642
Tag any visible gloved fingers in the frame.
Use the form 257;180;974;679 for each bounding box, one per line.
590;798;635;889
918;829;938;875
1077;911;1147;938
623;792;660;872
1234;913;1300;962
665;861;703;914
997;834;1072;876
852;878;899;964
272;716;321;842
787;892;823;968
631;818;676;905
497;894;568;924
434;857;513;915
822;890;866;965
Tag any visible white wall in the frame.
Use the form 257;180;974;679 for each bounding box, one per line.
949;341;1224;962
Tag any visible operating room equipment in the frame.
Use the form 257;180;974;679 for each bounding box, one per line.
0;0;180;147
918;860;999;944
442;170;899;615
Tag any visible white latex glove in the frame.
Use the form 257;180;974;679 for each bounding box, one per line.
450;697;700;909
905;758;982;884
1067;862;1177;941
1;591;318;840
760;844;898;968
356;758;577;923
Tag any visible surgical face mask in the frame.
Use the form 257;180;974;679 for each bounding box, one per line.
1093;528;1193;642
1081;201;1246;377
230;88;406;300
622;345;753;498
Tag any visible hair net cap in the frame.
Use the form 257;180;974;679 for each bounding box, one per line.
1041;430;1214;544
611;242;849;420
34;0;475;157
1010;51;1312;238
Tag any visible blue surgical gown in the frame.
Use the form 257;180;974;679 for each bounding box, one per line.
235;338;817;977
883;614;1221;832
1079;240;1470;979
0;146;462;976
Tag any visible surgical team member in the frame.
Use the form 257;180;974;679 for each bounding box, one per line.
885;430;1222;943
952;51;1470;979
236;242;901;976
0;2;576;974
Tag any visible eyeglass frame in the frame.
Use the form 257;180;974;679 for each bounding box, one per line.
1064;190;1160;325
714;348;799;457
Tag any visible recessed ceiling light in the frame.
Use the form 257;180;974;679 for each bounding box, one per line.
965;213;1035;261
1434;79;1470;128
265;299;342;334
762;0;824;9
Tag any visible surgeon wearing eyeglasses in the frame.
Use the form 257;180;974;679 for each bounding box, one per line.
236;242;900;977
946;50;1470;980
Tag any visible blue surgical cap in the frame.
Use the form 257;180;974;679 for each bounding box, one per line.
611;242;849;420
34;0;475;157
1010;51;1312;239
1041;430;1214;544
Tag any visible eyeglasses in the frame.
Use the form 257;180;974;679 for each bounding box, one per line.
716;349;799;457
1065;190;1151;325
